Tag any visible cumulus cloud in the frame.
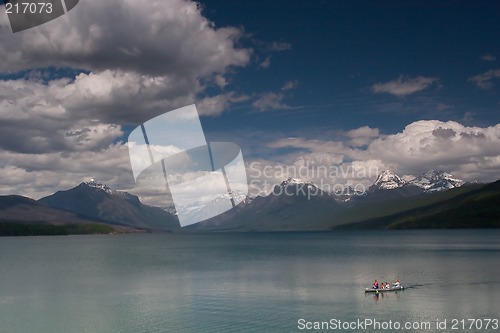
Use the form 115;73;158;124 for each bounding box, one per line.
469;69;500;89
0;144;133;199
257;121;500;194
366;120;500;180
372;76;438;96
0;0;252;126
0;0;255;203
0;77;129;153
345;126;379;147
0;0;250;77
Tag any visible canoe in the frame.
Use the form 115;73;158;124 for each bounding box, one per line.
365;286;404;293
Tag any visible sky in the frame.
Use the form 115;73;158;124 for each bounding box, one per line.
0;0;499;205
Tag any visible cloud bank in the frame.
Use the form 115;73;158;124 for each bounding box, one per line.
253;120;500;195
0;0;253;201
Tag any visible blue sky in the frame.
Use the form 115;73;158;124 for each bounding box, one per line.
199;0;500;132
0;0;499;203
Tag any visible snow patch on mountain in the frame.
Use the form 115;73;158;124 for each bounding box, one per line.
369;170;407;190
368;170;466;193
408;170;466;192
84;178;112;194
168;190;250;217
279;177;313;187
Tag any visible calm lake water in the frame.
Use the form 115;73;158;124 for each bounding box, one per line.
1;230;499;332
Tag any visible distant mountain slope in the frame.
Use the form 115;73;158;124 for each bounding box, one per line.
39;182;180;232
192;178;341;231
190;175;482;232
0;195;132;235
0;195;101;224
330;183;484;227
333;180;500;229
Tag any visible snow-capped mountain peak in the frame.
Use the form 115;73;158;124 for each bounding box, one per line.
279;177;318;189
370;170;406;190
409;170;465;192
268;177;325;198
280;177;307;186
167;190;250;221
83;178;112;194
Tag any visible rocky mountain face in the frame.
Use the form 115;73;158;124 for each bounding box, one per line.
368;170;466;193
408;170;466;192
369;170;407;191
39;181;179;232
0;195;101;224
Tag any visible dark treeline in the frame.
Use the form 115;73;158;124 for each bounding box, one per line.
0;222;115;236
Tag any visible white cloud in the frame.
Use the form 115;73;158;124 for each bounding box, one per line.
214;74;228;88
0;144;133;199
469;69;500;89
0;76;129;153
0;0;252;127
345;126;379;147
252;92;290;111
251;80;299;111
0;0;251;77
366;120;500;180
197;92;249;116
0;0;255;203
372;76;438;96
258;121;500;193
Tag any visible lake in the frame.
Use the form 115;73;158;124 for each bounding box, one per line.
1;230;499;332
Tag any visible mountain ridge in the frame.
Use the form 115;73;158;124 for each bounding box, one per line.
38;182;179;232
333;180;500;230
1;171;496;234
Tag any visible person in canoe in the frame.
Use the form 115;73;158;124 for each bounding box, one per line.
393;279;401;287
372;280;379;289
385;282;390;289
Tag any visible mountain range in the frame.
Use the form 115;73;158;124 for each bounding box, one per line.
369;169;466;192
1;170;498;234
189;170;477;231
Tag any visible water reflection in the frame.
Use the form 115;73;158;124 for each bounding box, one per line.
368;290;405;302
